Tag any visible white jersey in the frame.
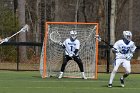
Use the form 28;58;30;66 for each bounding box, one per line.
63;38;80;56
113;39;136;59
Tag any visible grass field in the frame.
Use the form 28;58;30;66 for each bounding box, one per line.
0;71;140;93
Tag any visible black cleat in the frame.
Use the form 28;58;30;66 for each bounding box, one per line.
120;77;125;87
108;84;112;88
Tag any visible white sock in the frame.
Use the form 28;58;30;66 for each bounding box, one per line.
58;72;63;79
81;72;87;79
60;72;63;74
109;71;116;84
81;72;85;76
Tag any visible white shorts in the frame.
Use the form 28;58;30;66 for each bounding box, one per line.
113;59;131;73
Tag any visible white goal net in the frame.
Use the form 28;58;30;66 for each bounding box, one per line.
40;22;99;79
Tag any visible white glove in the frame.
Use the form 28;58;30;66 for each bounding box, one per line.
3;38;9;42
59;42;63;46
4;38;9;42
69;53;74;57
125;53;133;61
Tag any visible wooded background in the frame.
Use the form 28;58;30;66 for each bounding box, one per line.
0;0;140;73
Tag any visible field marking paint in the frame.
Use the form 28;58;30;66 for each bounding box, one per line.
0;79;108;83
0;87;140;90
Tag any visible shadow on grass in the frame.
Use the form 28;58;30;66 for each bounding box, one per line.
101;85;123;88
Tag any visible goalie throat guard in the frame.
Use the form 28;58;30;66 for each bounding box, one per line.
70;30;77;41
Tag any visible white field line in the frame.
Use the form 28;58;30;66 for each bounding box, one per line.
0;79;123;83
0;87;140;90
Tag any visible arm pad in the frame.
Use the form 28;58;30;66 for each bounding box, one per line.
59;42;65;49
112;48;119;53
74;49;78;55
62;45;65;49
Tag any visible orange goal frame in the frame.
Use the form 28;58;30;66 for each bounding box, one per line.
41;22;99;79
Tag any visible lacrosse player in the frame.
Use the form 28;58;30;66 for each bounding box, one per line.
58;30;87;79
108;31;136;88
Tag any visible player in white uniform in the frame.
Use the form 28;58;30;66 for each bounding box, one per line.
108;31;136;88
58;30;87;79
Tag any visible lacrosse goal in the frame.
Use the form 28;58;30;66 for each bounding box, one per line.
40;22;99;79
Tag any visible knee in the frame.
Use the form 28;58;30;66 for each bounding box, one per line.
77;61;83;66
112;69;117;74
126;70;131;74
62;62;67;66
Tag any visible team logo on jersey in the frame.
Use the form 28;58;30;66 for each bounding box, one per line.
120;46;130;54
68;42;76;46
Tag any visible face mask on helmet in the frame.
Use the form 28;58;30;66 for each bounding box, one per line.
70;30;77;41
123;31;132;41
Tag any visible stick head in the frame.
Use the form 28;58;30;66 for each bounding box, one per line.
95;35;101;42
50;31;61;43
21;24;29;32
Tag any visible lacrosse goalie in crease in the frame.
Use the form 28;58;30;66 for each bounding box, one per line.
58;30;87;79
108;31;136;88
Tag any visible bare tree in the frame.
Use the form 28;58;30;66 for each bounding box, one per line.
35;0;41;54
110;0;116;62
17;0;27;62
110;0;116;44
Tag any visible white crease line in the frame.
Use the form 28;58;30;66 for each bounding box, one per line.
0;87;140;89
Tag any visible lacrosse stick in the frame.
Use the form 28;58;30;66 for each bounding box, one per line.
95;35;134;60
94;35;113;48
50;31;62;44
9;24;29;39
0;24;29;45
94;35;125;56
50;31;73;57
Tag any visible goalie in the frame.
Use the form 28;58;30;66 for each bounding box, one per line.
108;31;136;88
58;30;87;79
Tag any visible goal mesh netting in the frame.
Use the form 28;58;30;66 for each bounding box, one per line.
40;22;99;79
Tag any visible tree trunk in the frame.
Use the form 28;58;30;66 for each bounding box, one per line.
110;0;116;44
35;0;41;55
17;0;27;62
110;0;116;62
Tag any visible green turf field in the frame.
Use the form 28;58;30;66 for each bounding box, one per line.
0;71;140;93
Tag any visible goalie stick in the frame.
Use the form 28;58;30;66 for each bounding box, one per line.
50;31;73;57
0;24;29;45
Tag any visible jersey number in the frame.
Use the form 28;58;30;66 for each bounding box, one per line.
70;46;73;51
121;47;130;54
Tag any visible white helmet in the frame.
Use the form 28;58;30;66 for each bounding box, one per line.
70;30;77;40
123;31;132;41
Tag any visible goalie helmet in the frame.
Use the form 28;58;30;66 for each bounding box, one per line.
123;31;132;41
70;30;77;41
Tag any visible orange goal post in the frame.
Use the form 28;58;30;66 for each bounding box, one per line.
40;22;99;79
